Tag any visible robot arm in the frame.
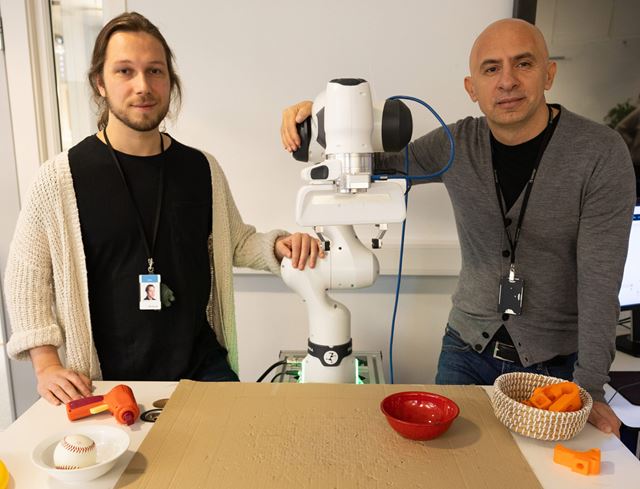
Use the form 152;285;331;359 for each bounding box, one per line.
281;79;412;383
281;225;377;382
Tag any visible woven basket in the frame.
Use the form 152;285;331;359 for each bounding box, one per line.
492;372;593;441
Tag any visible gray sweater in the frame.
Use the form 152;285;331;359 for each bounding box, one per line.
378;107;635;401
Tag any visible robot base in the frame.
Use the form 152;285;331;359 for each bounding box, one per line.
277;350;385;384
301;354;357;383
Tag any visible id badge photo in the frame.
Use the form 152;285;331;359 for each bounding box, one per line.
498;276;524;316
140;274;161;310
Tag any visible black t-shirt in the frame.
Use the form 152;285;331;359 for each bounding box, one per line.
69;134;221;380
490;105;561;345
490;105;561;211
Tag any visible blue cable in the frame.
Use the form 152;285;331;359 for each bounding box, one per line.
384;96;454;384
388;146;410;384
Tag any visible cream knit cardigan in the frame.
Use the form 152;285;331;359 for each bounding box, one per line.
5;148;286;379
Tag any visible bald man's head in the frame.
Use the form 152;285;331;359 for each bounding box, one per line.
463;18;557;143
469;19;549;73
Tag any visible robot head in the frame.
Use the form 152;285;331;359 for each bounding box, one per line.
293;79;413;164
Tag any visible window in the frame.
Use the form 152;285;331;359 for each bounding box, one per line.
50;0;103;150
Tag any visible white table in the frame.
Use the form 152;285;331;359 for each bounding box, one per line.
0;381;175;489
1;381;640;488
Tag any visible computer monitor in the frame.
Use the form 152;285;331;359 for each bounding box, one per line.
617;204;640;357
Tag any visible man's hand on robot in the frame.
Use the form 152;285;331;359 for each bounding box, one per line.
275;232;325;270
281;100;312;152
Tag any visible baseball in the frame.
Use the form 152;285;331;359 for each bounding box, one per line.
53;434;97;470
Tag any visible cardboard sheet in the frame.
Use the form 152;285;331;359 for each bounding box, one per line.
116;382;542;489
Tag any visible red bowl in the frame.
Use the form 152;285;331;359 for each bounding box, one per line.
380;391;460;440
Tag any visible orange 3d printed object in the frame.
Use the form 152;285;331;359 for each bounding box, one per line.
553;444;601;475
522;381;582;412
66;384;140;425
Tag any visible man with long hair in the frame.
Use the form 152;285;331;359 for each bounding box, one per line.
5;12;321;405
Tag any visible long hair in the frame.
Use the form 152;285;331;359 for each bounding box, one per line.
87;12;182;130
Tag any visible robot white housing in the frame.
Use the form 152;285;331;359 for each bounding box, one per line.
282;79;412;383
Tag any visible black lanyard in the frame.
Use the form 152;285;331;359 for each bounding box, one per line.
104;129;165;274
492;105;554;276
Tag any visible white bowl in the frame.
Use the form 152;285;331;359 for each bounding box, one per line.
32;424;130;483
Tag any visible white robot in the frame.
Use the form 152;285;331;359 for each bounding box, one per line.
281;78;412;383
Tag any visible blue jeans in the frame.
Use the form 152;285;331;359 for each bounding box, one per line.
435;325;577;385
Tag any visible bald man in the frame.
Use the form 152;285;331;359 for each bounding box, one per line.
281;19;635;435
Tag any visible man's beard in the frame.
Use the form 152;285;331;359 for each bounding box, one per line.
105;95;170;132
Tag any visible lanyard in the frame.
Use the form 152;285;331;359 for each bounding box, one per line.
104;129;165;274
492;105;554;279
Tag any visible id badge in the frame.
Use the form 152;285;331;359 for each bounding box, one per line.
140;274;161;310
498;276;524;315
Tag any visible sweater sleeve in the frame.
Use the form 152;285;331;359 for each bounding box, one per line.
5;162;64;360
205;153;287;275
374;123;457;183
573;133;636;402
